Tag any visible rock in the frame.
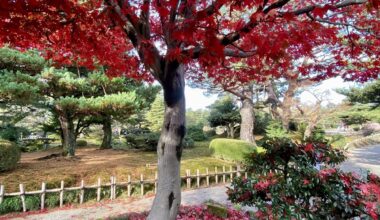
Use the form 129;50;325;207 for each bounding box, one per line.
205;202;228;218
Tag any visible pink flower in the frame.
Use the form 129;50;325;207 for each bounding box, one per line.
359;183;380;198
363;201;379;219
318;168;337;180
254;180;271;191
303;179;310;185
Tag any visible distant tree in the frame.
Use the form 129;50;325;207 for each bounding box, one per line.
145;94;165;132
337;80;380;105
207;96;240;138
186;109;209;127
0;66;138;156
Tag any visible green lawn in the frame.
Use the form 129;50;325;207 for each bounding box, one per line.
0;140;234;192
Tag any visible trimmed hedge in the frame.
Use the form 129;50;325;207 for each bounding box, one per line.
209;138;264;162
0;140;21;172
76;140;88;147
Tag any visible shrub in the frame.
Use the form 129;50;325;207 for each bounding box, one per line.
19;140;44;152
25;195;40;211
254;111;272;135
228;138;380;219
265;121;289;139
184;136;194;148
209;138;264;162
186;124;206;141
0;197;22;214
0;125;29;142
76;140;88;147
0;140;21;172
111;205;250;220
125;132;160;151
126;132;194;151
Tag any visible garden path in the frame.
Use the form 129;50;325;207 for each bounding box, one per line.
340;144;380;176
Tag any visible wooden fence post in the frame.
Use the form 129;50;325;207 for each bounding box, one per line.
206;168;209;186
97;178;101;202
19;184;26;212
229;165;233;181
215;167;218;184
59;180;64;207
0;185;4;204
80;180;85;204
41;182;46;210
113;177;117;199
222;166;226;183
109;177;113;200
154;172;158;194
140;174;144;197
127;175;131;197
186;169;191;189
196;169;200;188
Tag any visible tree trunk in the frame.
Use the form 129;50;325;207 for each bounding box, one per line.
100;115;112;149
230;124;235;139
280;79;298;131
240;98;256;145
58;113;76;157
147;64;186;220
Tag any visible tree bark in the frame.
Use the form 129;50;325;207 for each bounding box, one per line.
147;64;185;220
58;113;76;157
240;98;256;145
100;115;112;149
229;123;235;139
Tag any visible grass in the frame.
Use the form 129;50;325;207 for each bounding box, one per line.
0;140;233;192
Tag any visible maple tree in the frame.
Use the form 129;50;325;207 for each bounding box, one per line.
1;1;379;219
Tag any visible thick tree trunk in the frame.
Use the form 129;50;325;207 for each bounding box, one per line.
147;64;186;220
240;98;256;145
100;115;112;149
58;114;76;157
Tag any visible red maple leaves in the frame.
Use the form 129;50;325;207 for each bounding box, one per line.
0;0;378;84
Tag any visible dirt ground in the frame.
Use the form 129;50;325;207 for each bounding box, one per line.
0;144;233;192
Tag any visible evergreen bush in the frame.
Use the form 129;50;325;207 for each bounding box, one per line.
0;140;21;172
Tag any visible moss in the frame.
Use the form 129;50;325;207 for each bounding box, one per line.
205;202;228;218
209;138;265;162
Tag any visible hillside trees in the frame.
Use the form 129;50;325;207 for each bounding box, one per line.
1;1;379;218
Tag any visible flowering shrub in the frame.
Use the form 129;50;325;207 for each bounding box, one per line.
114;205;250;220
228;138;380;219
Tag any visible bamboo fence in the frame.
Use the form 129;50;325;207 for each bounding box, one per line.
0;165;246;213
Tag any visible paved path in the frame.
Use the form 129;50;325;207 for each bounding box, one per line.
6;185;232;220
340;144;380;176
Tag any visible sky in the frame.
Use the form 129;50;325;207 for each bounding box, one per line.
185;77;358;110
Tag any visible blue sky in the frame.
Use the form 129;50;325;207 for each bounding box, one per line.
185;77;357;110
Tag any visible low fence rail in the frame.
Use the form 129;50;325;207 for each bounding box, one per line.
0;165;246;213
